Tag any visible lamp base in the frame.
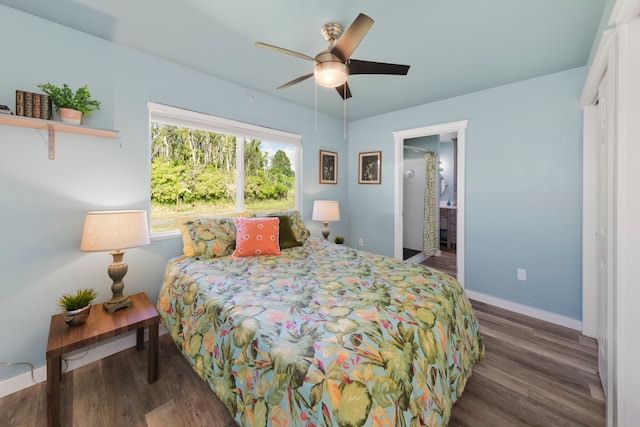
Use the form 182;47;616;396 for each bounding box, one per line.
321;221;331;240
103;297;133;313
104;250;132;313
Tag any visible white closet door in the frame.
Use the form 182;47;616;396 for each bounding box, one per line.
596;71;615;417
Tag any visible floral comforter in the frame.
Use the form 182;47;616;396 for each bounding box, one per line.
158;238;484;427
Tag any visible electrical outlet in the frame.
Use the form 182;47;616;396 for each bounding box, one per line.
517;268;527;281
358;238;364;247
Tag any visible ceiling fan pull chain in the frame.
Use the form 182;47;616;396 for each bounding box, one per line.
315;81;318;131
343;88;347;139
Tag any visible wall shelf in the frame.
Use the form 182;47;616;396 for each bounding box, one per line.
0;114;118;160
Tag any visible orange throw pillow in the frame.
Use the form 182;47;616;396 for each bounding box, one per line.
233;217;282;257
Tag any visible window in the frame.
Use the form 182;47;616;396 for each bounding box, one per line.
148;102;301;234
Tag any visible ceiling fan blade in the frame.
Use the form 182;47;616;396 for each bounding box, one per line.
277;73;314;90
255;42;314;61
348;59;410;75
331;13;374;62
335;82;352;100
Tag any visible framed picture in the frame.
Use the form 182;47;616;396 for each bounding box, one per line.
358;151;382;184
319;150;338;184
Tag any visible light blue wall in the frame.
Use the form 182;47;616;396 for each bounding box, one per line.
0;3;598;383
587;0;617;67
347;67;586;320
0;6;345;382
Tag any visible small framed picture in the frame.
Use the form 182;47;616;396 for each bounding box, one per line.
319;150;338;184
358;151;382;184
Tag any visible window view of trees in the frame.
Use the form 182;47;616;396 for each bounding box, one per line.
150;123;296;232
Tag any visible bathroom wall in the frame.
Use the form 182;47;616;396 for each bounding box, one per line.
402;136;439;252
402;157;426;251
439;140;455;204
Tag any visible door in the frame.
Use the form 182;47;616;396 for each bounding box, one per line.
596;71;614;401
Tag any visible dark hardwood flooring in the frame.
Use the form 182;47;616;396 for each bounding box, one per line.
450;301;604;426
0;301;604;426
421;248;457;277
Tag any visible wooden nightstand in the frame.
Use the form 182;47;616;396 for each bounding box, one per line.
45;292;159;427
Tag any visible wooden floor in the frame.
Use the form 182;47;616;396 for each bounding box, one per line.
0;301;604;427
422;248;457;277
450;301;605;427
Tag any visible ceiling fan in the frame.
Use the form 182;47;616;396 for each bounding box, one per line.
256;13;410;100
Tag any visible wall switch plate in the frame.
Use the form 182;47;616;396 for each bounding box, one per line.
517;268;527;281
358;238;364;247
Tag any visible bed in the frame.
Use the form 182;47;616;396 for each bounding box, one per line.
157;213;484;427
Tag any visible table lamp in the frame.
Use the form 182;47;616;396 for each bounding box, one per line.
80;210;150;313
312;200;340;240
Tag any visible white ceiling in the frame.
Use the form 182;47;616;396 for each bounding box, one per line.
0;0;606;120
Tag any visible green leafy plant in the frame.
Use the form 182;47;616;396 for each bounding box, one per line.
37;83;101;115
334;236;345;244
57;288;98;312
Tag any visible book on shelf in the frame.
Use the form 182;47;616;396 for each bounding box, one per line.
41;94;51;120
13;90;52;120
33;93;41;119
24;91;33;117
15;90;24;116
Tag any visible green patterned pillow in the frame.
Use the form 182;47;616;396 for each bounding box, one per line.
272;215;303;249
185;218;237;259
255;210;310;244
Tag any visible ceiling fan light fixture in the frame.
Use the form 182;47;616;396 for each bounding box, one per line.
256;13;409;99
314;62;348;88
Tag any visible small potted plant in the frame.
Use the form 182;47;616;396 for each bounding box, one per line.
57;288;98;326
334;236;345;245
37;83;101;125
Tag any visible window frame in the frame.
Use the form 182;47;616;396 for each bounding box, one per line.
148;102;302;238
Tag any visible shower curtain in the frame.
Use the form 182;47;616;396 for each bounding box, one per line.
423;152;438;255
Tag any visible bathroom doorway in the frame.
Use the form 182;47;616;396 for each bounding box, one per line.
401;136;458;271
393;120;468;287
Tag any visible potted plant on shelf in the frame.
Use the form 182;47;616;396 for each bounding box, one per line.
57;288;98;326
334;236;345;245
37;83;101;125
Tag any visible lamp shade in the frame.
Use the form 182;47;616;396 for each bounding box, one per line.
312;201;340;222
80;210;150;252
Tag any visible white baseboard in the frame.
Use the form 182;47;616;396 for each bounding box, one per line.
465;290;583;331
0;325;167;398
406;251;428;263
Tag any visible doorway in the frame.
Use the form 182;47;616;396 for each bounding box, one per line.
393;120;468;287
402;137;458;276
402;142;435;262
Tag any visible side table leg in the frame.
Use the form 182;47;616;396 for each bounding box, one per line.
47;356;62;427
136;327;144;351
148;322;159;383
